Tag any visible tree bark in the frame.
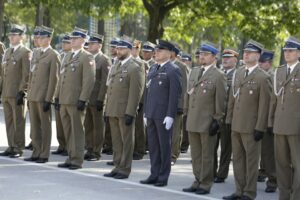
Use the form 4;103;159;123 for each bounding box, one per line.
0;0;5;40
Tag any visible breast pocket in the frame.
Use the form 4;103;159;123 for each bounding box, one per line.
156;73;168;88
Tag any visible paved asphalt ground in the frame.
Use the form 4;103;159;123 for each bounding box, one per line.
0;106;278;200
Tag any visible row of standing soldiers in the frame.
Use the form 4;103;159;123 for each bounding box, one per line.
0;24;300;200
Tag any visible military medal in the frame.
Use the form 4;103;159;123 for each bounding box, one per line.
159;81;162;85
249;90;253;95
119;77;123;82
200;83;204;87
13;60;16;65
297;88;300;92
203;89;207;93
187;88;194;95
71;67;76;72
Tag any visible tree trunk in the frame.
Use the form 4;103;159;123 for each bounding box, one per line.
0;0;5;40
147;9;164;42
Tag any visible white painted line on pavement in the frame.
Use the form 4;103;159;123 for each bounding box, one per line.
0;157;222;200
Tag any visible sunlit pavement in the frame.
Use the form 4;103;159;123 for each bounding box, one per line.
0;106;278;200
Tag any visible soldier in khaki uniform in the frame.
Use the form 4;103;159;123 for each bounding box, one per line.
183;42;226;195
214;48;239;183
24;26;60;163
270;36;300;200
56;27;95;170
0;24;31;158
104;38;145;179
84;33;110;161
224;40;271;200
132;41;156;160
52;34;72;156
170;44;189;165
25;26;41;151
257;50;277;193
103;38;120;158
142;41;156;68
180;53;192;153
132;39;149;161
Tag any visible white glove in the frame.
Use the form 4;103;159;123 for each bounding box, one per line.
163;116;174;130
143;117;147;127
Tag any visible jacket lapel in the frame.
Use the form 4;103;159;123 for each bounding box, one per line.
241;67;258;85
283;63;300;86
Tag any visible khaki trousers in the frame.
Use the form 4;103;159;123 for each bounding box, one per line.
109;117;135;176
60;105;85;166
84;106;105;157
275;134;300;200
231;131;260;199
189;131;217;191
2;97;26;153
29;101;52;158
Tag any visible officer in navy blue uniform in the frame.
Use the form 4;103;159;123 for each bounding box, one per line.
140;40;182;187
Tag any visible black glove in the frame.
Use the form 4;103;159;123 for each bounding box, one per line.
54;98;60;111
16;91;25;105
96;100;103;112
177;108;184;115
137;103;143;113
43;101;51;112
77;100;86;111
254;130;264;142
209;119;219;136
267;127;273;135
103;113;109;123
125;114;134;126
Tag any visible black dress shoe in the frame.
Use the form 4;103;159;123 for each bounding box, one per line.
84;152;92;160
257;175;266;182
36;158;48;163
195;188;210;195
103;171;118;177
265;186;276;193
214;177;225;183
25;143;33;150
181;149;188;153
9;152;22;158
140;177;157;184
241;195;252;200
223;193;241;200
52;149;64;155
69;164;82;170
182;186;198;192
0;151;12;156
154;182;167;187
58;163;71;168
87;154;100;161
114;173;128;179
133;154;143;160
106;161;114;166
61;150;68;156
24;157;39;162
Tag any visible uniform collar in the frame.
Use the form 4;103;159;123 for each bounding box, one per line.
201;63;214;75
121;55;132;66
72;48;82;58
245;63;258;75
287;61;299;73
11;43;22;52
159;60;170;68
41;46;51;53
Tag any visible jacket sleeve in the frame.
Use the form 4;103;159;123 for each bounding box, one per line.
167;67;182;118
19;49;31;92
214;72;226;122
255;75;271;132
79;54;96;101
226;86;235;124
45;52;60;102
125;63;145;116
97;56;110;102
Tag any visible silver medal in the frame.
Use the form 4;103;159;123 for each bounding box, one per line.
159;81;162;85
